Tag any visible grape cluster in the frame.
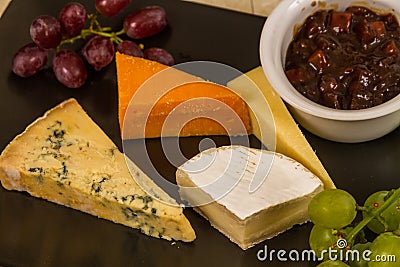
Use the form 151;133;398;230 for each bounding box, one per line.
11;0;174;88
308;188;400;267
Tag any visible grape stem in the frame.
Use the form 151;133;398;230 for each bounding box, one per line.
57;12;126;49
347;187;400;245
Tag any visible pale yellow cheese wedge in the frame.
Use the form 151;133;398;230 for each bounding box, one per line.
228;67;335;189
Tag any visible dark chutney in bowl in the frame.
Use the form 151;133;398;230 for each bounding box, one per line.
284;6;400;110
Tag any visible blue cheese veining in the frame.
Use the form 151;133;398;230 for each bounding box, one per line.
0;98;195;242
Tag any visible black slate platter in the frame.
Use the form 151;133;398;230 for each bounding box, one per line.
0;0;399;267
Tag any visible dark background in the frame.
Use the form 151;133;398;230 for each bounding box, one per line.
0;0;399;266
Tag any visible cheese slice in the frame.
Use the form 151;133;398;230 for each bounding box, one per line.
176;145;324;249
116;54;334;189
227;67;335;189
0;98;195;242
116;53;252;139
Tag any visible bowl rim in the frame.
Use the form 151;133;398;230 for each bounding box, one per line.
259;0;400;121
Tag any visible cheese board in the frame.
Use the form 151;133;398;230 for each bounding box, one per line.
0;0;399;266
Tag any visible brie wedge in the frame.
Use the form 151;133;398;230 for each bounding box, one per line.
176;145;324;249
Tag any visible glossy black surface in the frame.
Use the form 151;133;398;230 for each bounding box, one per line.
0;1;399;266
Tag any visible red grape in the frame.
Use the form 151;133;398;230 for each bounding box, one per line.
82;36;115;70
58;3;87;37
30;15;62;49
12;43;48;77
144;47;174;66
117;40;144;57
95;0;131;17
124;6;167;39
14;2;172;89
53;50;87;88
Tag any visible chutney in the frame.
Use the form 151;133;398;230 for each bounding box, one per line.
285;6;400;110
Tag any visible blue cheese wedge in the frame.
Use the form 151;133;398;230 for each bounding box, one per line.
176;145;323;249
0;98;195;242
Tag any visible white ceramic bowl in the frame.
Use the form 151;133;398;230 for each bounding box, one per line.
260;0;400;143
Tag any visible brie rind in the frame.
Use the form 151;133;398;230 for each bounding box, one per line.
176;145;324;249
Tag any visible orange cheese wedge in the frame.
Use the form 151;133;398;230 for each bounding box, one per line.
116;52;252;139
115;53;334;189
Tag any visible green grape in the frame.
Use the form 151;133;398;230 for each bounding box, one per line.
317;260;350;266
348;242;371;267
309;189;357;229
369;232;400;267
362;191;400;234
309;225;339;260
